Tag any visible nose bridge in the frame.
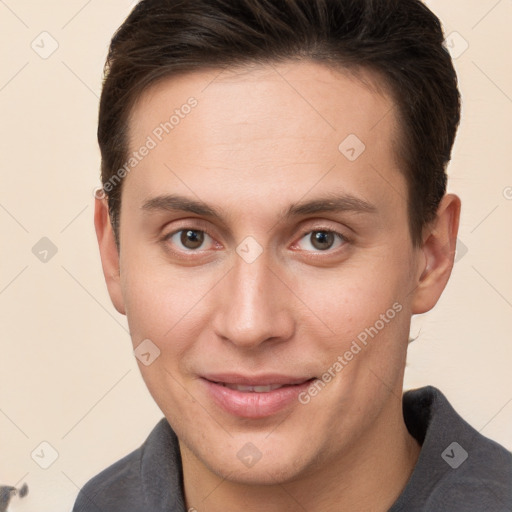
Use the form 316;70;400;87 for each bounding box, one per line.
213;251;293;348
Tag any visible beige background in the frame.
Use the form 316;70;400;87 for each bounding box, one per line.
0;0;511;510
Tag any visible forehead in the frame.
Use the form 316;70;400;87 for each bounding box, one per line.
124;60;405;218
128;60;397;148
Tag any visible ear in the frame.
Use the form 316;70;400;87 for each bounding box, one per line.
411;193;461;314
94;196;126;315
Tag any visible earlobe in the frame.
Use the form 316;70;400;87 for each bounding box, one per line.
94;197;126;315
411;194;461;315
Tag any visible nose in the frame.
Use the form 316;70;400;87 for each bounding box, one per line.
212;252;295;350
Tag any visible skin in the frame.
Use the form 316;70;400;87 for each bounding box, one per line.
95;60;460;511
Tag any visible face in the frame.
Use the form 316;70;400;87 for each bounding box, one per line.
96;60;455;486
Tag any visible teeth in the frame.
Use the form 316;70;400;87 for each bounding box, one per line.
223;383;285;392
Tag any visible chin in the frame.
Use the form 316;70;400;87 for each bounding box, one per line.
193;435;320;486
213;456;309;486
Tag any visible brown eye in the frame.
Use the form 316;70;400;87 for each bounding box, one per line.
179;230;205;249
310;231;336;250
295;230;346;252
164;228;218;256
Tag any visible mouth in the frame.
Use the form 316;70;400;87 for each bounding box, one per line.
201;375;316;418
212;380;314;393
219;383;293;392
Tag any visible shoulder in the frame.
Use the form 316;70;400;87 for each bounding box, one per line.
426;427;512;511
72;418;175;512
72;442;145;511
392;386;512;511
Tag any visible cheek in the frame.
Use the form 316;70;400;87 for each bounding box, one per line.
120;242;178;323
119;250;217;360
120;262;208;418
293;260;408;336
121;273;170;343
287;255;414;390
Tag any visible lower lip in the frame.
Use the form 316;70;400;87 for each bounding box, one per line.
201;378;314;419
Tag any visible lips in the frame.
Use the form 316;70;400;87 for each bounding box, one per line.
220;383;286;392
201;374;315;418
202;373;314;387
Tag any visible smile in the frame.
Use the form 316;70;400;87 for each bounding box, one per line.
201;375;316;418
220;383;287;392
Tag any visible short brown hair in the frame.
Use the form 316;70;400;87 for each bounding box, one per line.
98;0;461;247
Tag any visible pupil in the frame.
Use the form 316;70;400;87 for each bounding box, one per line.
181;230;204;249
312;231;334;250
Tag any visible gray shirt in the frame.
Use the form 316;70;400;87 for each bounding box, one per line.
72;386;512;511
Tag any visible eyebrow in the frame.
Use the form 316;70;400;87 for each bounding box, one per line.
141;193;377;220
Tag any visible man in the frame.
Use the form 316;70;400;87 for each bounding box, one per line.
73;0;512;510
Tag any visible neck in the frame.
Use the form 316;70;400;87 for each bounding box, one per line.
181;392;421;512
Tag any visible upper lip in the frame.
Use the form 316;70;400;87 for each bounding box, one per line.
202;373;314;386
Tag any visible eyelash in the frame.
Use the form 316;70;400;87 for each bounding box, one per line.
294;227;349;252
161;224;350;258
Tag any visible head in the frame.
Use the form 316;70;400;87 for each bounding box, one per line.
98;0;460;249
95;0;461;489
